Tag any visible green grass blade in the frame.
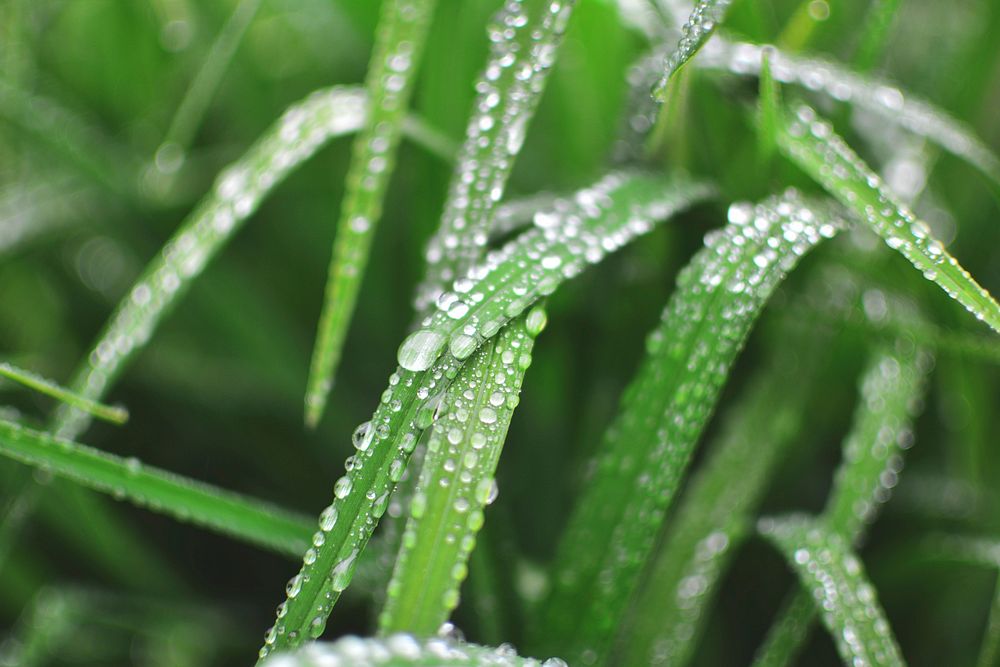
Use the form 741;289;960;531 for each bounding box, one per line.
379;311;540;635
52;85;367;442
414;0;575;314
260;635;566;667
257;173;710;661
757;47;780;167
0;362;127;425
753;342;928;667
652;0;733;102
853;0;902;72
0;418;313;557
304;0;437;428
777;103;1000;333
618;317;832;666
698;40;1000;190
758;515;905;667
537;191;845;665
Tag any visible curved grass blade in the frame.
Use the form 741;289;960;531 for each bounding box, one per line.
753;342;928;667
652;0;733;101
697;39;1000;190
260;634;566;667
305;0;438;428
258;173;711;660
414;0;576;314
0;418;313;557
0;362;127;425
379;310;541;635
778;103;1000;333
52;85;366;442
618;315;833;666
757;515;905;667
537;192;845;665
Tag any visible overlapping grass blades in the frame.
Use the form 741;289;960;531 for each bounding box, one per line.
305;0;437;428
758;516;905;667
652;0;733;101
379;311;540;634
0;362;127;425
51;86;366;441
257;172;711;660
753;341;928;667
261;634;566;667
536;191;845;665
0;418;313;556
776;102;1000;333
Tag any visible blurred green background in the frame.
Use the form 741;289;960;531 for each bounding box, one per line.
1;0;998;664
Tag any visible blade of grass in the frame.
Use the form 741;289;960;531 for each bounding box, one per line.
652;0;733;102
304;0;438;428
536;191;845;665
757;515;905;666
0;362;127;425
777;103;1000;333
0;418;314;557
378;310;541;635
757;47;780;167
852;0;902;72
260;634;566;667
697;39;1000;191
257;172;711;660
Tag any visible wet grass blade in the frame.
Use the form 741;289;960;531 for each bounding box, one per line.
652;0;733;102
260;634;566;666
536;192;845;665
757;47;780;166
0;362;127;425
698;40;1000;190
758;515;905;667
52;85;366;442
304;0;437;428
777;103;1000;333
257;173;710;661
0;418;313;557
378;311;541;635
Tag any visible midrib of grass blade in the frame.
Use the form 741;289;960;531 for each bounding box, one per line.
617;316;834;667
0;418;314;557
753;342;928;667
304;0;438;428
378;311;540;635
779;103;1000;333
258;173;710;660
261;634;565;666
536;191;845;665
757;516;905;667
51;85;366;442
0;362;127;425
413;0;575;314
652;0;733;102
697;39;1000;191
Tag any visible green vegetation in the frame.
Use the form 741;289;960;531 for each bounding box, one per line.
1;0;998;665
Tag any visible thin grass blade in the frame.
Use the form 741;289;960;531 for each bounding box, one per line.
0;362;127;425
652;0;733;101
537;191;845;665
260;635;566;667
0;418;313;556
758;515;905;666
757;47;781;166
777;103;1000;333
258;172;710;660
305;0;438;428
853;0;902;72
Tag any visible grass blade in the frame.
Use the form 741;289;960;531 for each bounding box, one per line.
853;0;902;72
698;40;1000;190
652;0;733;101
258;172;710;660
260;634;566;667
758;515;905;667
304;0;437;428
777;103;1000;333
378;311;541;635
537;191;845;665
757;47;780;166
0;418;313;557
0;362;127;425
52;85;366;442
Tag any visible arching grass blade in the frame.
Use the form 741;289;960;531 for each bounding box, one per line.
652;0;733;102
0;362;127;425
